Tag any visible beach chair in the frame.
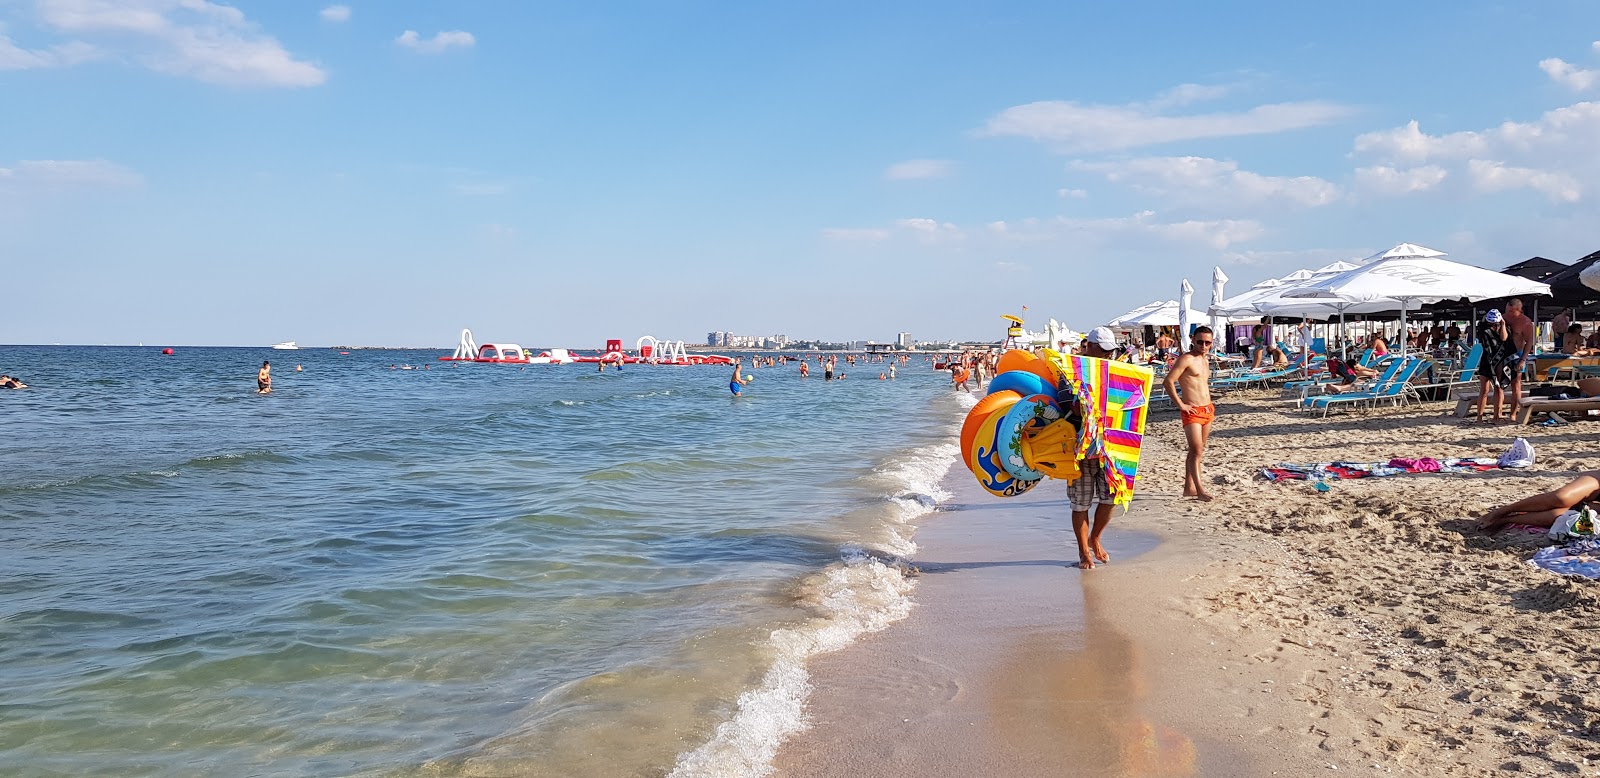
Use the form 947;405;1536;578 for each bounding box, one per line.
1516;396;1600;425
1282;348;1373;394
1298;357;1422;417
1212;352;1310;390
1412;343;1482;402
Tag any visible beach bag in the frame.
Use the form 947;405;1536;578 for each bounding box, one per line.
1498;437;1535;469
1549;506;1599;541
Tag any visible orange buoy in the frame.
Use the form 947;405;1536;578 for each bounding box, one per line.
162;348;174;355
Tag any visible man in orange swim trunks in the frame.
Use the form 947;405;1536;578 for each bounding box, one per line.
1163;326;1215;501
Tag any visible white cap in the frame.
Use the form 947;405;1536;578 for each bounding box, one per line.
1088;326;1119;350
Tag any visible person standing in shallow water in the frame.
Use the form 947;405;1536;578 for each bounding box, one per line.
1163;326;1215;501
257;360;272;394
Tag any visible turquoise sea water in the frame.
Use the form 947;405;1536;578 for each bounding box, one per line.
0;346;964;777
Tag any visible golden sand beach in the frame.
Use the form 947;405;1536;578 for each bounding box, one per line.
778;392;1600;777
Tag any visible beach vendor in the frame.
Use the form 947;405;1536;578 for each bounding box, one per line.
1163;326;1215;502
1478;470;1600;532
257;361;272;394
729;360;749;396
1070;327;1125;569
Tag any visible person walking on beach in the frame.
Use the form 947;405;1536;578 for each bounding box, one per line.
257;361;272;394
729;360;749;396
1163;326;1215;501
1070;327;1126;568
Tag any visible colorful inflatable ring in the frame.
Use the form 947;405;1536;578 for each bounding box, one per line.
961;390;1021;465
967;403;1041;497
995;395;1062;480
996;349;1061;391
986;370;1053;400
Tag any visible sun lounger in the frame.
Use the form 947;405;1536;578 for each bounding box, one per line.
1298;357;1427;417
1515;397;1600;425
1452;391;1533;417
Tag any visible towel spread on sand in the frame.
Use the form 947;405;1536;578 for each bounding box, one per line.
1261;457;1502;483
1530;538;1600;579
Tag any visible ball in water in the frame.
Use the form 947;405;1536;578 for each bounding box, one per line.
744;375;753;381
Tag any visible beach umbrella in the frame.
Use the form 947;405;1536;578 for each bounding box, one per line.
1117;300;1202;327
1179;278;1193;351
1108;300;1169;327
1282;243;1552;356
1582;260;1600;295
1209;266;1229;340
1208;278;1284;318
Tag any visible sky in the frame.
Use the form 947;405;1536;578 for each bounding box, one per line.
3;0;1599;347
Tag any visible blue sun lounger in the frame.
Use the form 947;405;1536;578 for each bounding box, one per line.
1298;357;1426;417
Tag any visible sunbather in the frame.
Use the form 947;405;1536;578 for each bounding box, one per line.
1315;355;1377;394
1478;470;1600;532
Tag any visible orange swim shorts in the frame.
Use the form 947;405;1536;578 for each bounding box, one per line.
1181;403;1216;426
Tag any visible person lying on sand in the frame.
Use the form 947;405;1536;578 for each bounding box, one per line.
1477;470;1600;532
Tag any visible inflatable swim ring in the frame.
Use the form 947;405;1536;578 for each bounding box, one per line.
986;370;1053;400
961;390;1021;465
995;395;1061;480
967;402;1041;497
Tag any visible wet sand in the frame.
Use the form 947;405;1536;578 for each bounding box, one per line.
774;445;1319;777
780;391;1600;777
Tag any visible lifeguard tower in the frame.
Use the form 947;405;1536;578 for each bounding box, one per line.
1001;315;1028;351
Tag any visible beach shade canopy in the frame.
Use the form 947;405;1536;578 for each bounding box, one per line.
1502;256;1567;284
1117;299;1203;327
1107;300;1169;327
1179;278;1194;350
1281;243;1552;355
1208;278;1284;318
1545;249;1600;304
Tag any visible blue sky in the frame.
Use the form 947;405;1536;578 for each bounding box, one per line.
3;1;1599;347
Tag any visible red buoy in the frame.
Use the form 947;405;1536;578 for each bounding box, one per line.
162;348;174;355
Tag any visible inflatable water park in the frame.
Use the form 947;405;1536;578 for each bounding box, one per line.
438;329;736;366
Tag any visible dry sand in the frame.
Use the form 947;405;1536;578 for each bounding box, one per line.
776;391;1600;777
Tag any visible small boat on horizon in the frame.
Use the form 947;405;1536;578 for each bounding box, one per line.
271;341;300;350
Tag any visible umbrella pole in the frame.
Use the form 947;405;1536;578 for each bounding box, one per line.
1399;301;1408;358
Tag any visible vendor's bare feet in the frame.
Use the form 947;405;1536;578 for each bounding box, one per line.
1090;540;1110;564
1195;490;1214;502
1077;550;1095;570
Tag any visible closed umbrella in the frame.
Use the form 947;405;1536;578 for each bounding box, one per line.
1179;279;1194;351
1209;266;1229;340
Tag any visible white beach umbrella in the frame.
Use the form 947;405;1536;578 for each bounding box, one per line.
1209;266;1229;339
1208;278;1284;318
1118;300;1203;327
1108;300;1169;327
1179;278;1194;350
1283;243;1552;356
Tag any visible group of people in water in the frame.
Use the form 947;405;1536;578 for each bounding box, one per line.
726;352;914;394
0;374;28;390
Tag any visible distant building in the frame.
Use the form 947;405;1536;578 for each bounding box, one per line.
897;332;913;349
707;331;725;347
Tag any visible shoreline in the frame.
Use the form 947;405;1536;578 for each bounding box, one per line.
776;391;1600;776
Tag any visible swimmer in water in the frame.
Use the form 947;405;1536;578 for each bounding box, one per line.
257;360;272;394
0;374;28;389
730;359;749;396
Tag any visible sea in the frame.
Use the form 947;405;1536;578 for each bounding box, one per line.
0;345;970;778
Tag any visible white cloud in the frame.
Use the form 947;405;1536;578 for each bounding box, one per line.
980;89;1353;153
320;5;351;23
1467;159;1582;202
395;30;475;54
34;0;325;87
0;34;99;69
1540;57;1600;91
1141;82;1233;110
1057;188;1088;199
0;159;143;190
1351;102;1600;202
893;217;964;243
1071;156;1341;207
884;159;952;180
1352;165;1449;196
